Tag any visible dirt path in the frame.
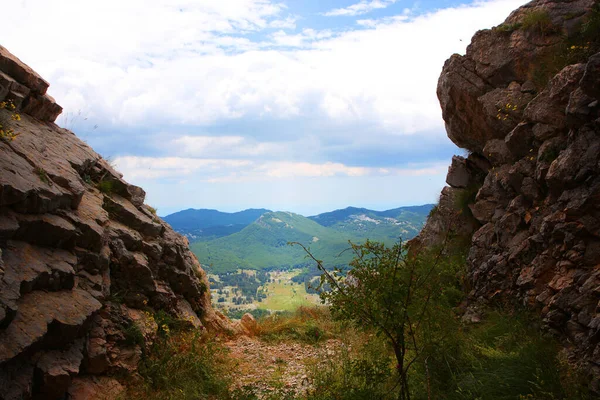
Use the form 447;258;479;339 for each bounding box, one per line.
224;336;342;398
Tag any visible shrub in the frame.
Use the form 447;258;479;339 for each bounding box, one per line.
423;311;592;400
123;322;145;347
453;184;480;219
256;306;339;343
306;335;396;400
128;331;233;400
293;239;463;400
496;22;522;33
521;9;556;35
528;3;600;89
96;179;114;195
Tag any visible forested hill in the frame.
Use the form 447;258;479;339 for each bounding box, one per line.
190;206;432;273
163;208;271;241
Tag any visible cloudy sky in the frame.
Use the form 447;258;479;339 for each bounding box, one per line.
4;0;526;216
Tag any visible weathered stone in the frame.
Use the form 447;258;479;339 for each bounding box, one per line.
581;52;600;100
34;339;84;399
434;0;600;389
67;376;124;400
505;122;534;159
0;290;101;363
524;64;586;129
175;298;204;330
0;143;74;213
0;209;19;244
0;45;221;399
241;313;258;333
104;195;163;238
108;220;143;251
446;156;471;188
15;213;77;249
0;45;49;95
483;139;512;166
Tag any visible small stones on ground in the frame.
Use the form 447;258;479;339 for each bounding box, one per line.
224;336;342;398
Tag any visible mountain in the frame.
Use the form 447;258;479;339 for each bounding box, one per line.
309;205;433;242
191;207;431;273
163;208;270;241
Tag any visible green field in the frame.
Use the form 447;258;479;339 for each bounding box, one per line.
258;270;321;311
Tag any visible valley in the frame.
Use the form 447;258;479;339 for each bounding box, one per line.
168;205;432;317
209;269;321;317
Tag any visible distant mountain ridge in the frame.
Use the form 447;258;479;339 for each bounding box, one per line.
163;208;271;241
179;205;434;273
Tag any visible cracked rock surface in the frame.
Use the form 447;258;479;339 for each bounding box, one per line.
0;44;235;399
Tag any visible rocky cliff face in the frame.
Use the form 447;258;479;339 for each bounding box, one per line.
0;45;233;399
420;0;600;389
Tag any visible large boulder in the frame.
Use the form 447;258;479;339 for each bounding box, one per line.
432;0;600;390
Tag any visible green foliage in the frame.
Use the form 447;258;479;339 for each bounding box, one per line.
521;9;556;35
295;239;463;399
123;322;145;347
129;332;232;400
147;205;157;215
528;3;600;89
154;310;188;337
192;209;430;273
496;22;522;33
256;306;339;344
419;311;592;400
35;167;52;186
96;179;114;195
307;336;396;400
454;184;480;219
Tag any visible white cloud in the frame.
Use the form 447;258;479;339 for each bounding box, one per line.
322;0;398;17
114;155;447;183
170;135;287;157
2;0;526;137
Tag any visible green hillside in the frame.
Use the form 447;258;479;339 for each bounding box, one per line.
309;205;432;242
191;208;430;273
163;208;270;241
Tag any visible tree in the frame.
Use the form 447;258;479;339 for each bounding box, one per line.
291;238;460;400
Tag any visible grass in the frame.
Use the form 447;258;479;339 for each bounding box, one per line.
127;331;233;400
258;271;321;312
453;184;481;219
254;306;340;343
146;205;158;215
521;9;556;35
429;311;591;400
528;3;600;89
119;305;591;399
97;179;115;195
123;322;145;347
35;167;52;186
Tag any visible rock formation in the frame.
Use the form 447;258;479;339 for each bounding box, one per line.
418;0;600;390
0;45;233;399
